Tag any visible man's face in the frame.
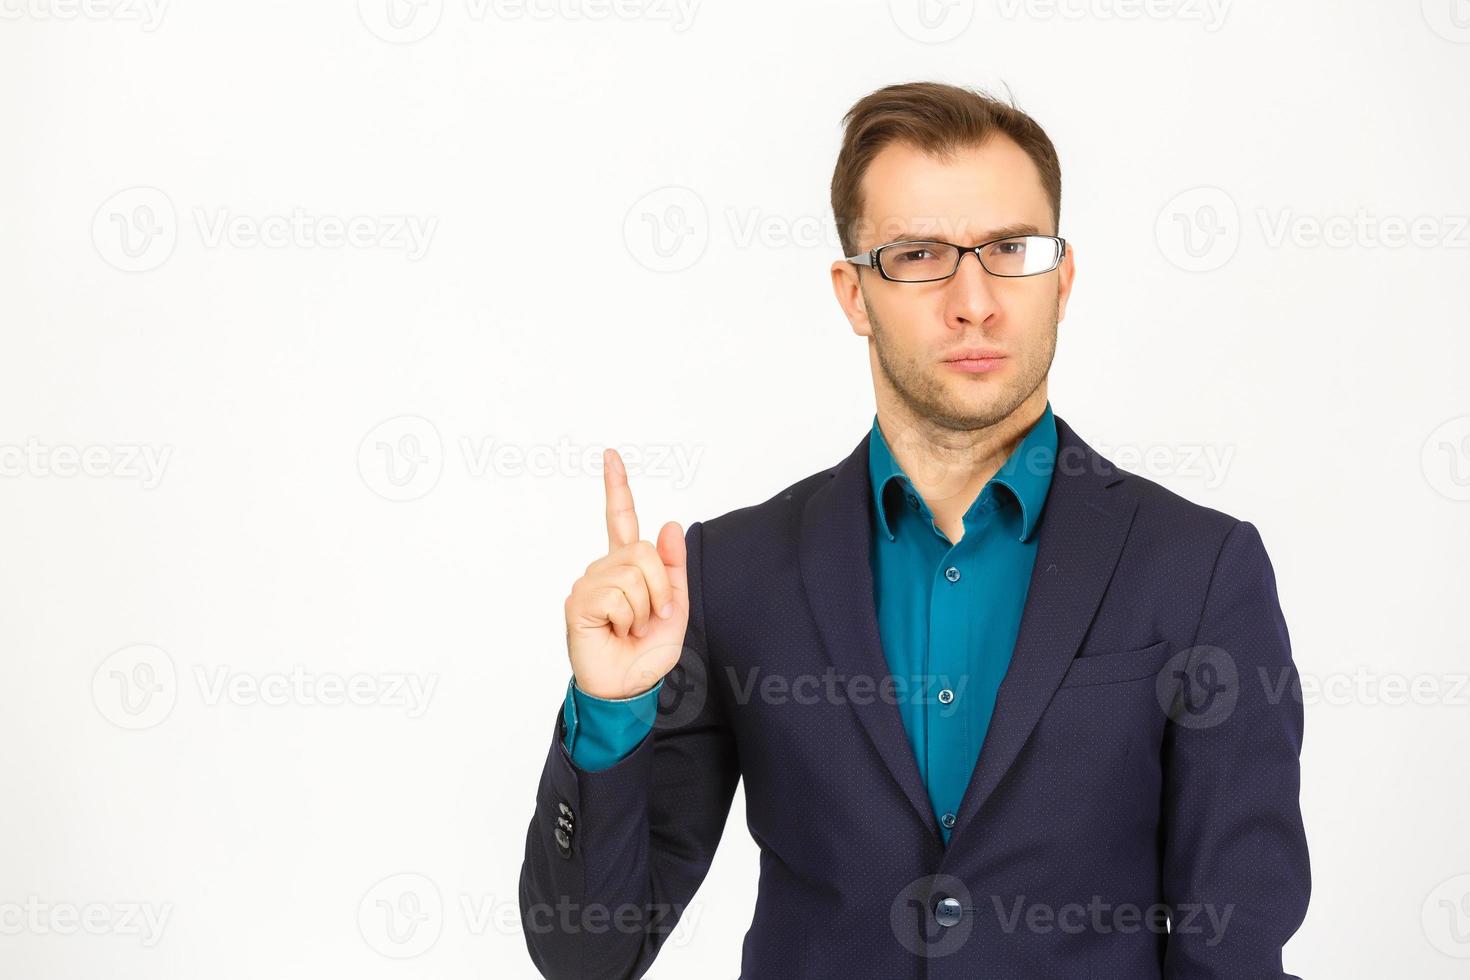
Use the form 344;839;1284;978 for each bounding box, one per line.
831;135;1075;431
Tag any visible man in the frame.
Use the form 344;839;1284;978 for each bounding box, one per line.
519;80;1310;979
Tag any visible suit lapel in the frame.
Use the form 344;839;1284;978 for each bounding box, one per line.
798;432;942;845
944;414;1137;848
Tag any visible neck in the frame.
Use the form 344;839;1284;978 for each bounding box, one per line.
874;385;1048;543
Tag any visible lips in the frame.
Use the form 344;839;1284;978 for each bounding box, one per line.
942;349;1007;374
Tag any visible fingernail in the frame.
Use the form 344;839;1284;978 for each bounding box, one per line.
659;602;673;618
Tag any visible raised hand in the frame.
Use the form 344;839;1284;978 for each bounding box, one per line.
563;448;689;700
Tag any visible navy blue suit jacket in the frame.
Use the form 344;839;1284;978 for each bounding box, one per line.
520;413;1310;979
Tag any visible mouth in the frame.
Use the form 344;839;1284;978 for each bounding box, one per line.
941;349;1007;374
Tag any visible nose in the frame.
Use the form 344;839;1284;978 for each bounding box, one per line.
943;249;1002;329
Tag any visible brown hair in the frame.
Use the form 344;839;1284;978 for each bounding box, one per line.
830;81;1062;257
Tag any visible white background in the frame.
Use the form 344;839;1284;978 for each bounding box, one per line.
3;0;1469;976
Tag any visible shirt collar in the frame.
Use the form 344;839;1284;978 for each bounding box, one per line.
867;401;1057;544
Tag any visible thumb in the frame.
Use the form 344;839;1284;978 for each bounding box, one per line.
656;520;688;607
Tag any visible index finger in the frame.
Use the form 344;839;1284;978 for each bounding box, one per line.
603;448;639;552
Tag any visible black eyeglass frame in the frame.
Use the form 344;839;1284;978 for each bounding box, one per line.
844;234;1068;283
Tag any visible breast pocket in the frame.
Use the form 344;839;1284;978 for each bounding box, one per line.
1058;639;1172;688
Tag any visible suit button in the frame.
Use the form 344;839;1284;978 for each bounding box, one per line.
934;897;963;927
554;827;572;857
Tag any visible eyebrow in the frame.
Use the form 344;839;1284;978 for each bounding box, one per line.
886;223;1043;245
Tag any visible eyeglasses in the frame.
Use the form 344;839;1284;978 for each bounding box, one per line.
844;234;1067;283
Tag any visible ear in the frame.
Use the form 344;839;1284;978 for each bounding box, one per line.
830;259;874;338
1055;240;1077;323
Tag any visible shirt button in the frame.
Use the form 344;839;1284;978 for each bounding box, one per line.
934;897;963;927
941;812;957;829
905;491;919;510
944;566;960;582
938;688;955;704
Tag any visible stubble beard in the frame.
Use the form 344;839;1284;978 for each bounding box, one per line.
864;291;1058;433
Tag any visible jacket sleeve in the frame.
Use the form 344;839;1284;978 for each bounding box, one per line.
518;519;741;980
1161;519;1312;979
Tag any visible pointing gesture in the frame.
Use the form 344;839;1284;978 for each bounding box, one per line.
564;448;689;700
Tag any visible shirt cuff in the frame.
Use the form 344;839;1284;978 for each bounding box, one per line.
561;675;662;771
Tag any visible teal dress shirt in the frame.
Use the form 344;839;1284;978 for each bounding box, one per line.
867;401;1056;843
561;403;1058;846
